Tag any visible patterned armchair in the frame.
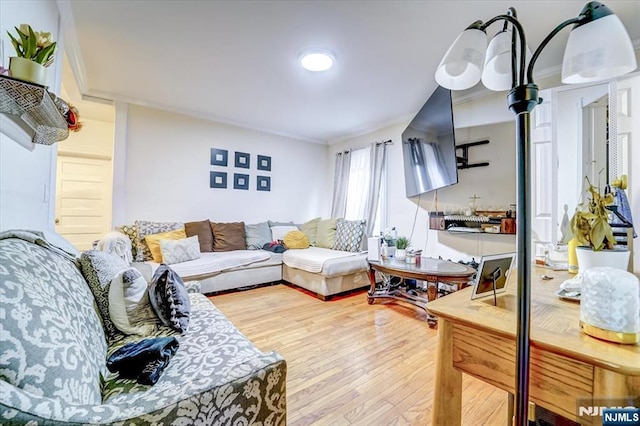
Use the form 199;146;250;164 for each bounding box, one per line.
0;236;286;425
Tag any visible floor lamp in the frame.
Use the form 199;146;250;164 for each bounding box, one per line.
434;2;636;425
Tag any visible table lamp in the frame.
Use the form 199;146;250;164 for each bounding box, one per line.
580;267;640;344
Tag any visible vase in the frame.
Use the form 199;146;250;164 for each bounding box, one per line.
575;246;630;274
395;249;406;261
9;57;47;86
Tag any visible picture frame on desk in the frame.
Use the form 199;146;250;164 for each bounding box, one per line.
470;253;516;302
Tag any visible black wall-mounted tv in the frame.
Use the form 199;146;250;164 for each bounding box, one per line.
402;86;458;198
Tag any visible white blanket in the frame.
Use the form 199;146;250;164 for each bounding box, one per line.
146;250;270;279
283;247;360;273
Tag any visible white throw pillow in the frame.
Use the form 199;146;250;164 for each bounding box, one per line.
160;235;201;265
270;225;299;242
108;268;158;336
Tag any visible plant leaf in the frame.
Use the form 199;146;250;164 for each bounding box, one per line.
34;42;56;65
7;32;24;57
26;25;38;60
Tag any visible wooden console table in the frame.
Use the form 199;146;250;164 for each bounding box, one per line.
367;258;476;327
426;267;640;425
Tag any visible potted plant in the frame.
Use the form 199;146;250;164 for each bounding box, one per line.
394;236;410;261
7;24;57;85
570;177;629;272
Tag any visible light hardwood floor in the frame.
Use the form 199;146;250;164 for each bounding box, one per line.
210;283;508;426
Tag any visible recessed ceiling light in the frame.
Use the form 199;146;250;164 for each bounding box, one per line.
299;49;335;72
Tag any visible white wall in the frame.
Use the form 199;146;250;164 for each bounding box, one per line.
0;0;61;231
329;95;518;263
118;105;329;225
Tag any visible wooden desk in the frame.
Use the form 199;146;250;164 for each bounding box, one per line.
426;267;640;425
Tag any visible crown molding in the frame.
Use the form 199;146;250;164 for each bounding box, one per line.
56;0;88;94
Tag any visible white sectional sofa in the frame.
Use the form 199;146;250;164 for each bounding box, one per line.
111;217;371;299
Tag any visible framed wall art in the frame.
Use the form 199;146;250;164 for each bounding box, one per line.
257;155;272;171
210;171;227;189
235;151;250;169
257;175;271;192
210;148;228;166
233;173;250;190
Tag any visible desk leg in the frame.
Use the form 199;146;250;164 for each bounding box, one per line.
432;318;462;426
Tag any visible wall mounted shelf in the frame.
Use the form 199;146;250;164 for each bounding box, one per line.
0;75;69;148
429;212;516;235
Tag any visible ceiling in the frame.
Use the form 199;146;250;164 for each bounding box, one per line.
63;0;640;144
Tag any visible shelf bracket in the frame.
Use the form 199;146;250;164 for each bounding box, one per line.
456;140;490;170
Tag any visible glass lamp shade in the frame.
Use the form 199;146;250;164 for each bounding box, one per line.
481;30;532;91
435;28;487;90
562;13;637;84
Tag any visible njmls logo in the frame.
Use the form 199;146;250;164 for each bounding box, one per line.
577;397;640;423
579;406;636;416
602;408;640;426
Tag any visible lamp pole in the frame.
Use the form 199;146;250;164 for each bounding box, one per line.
435;2;636;425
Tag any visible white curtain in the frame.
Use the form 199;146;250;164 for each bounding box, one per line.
330;150;351;218
364;142;387;238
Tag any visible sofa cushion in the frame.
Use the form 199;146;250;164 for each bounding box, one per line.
333;218;367;252
299;217;321;246
134;220;184;262
245;221;272;250
270;225;298;242
117;224;139;259
284;230;310;249
149;264;191;333
80;250;130;339
316;218;338;249
161;236;201;265
145;229;187;263
184;220;214;252
210;222;247;251
1;238;107;406
109;268;159;336
268;220;295;227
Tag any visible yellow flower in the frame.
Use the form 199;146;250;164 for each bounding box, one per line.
36;31;53;48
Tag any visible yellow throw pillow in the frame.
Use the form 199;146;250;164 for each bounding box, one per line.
145;229;186;262
283;230;310;249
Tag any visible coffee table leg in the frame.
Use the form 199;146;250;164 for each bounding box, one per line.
426;281;439;327
367;265;376;304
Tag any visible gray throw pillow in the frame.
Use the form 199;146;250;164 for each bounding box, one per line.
245;222;272;250
80;250;130;339
149;264;191;333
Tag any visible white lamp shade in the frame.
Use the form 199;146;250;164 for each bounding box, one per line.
562;14;637;84
481;30;532;91
435;28;487;90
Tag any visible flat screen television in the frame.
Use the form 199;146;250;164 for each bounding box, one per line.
402;86;458;198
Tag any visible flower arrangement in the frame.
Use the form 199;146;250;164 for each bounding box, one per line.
570;176;616;251
7;24;57;66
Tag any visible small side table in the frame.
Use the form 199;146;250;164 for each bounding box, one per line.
367;258;476;327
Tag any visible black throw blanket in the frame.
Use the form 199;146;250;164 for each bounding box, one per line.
107;336;179;385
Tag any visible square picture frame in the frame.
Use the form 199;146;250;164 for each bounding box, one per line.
256;175;271;192
235;151;250;169
257;155;272;171
233;173;250;190
470;252;516;302
209;171;227;189
210;148;228;166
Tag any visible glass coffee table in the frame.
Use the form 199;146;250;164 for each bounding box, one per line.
367;257;476;327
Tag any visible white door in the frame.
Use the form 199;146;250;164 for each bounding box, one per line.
530;89;553;255
615;74;639;272
55;155;112;250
